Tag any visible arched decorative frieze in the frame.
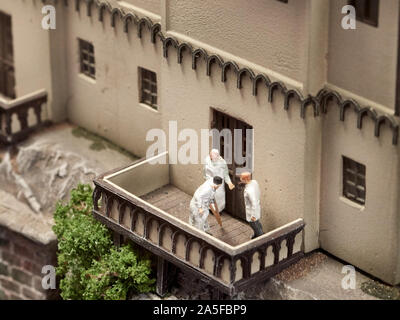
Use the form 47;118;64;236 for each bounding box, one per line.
221;61;240;83
92;186;102;211
184;237;198;261
137;17;153;39
268;81;287;103
122;13;138;33
32;0;400;146
301;95;320;118
185;238;201;267
206;54;224;77
97;1;112;22
144;216;158;241
84;0;95;16
214;254;228;278
318;89;399;145
103;192;114;218
177;43;193;64
150;23;161;44
117;200;127;224
375;115;399;145
129;207;138;231
192;48;208;70
159;35;179;59
199;244;212;269
110;7;124;28
237;68;256;89
357;107;378;130
284;89;303;112
252;74;271;96
338;100;360;122
171;230;184;254
318;89;343;114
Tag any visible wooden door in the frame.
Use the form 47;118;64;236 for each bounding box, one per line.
0;11;15;99
211;109;253;221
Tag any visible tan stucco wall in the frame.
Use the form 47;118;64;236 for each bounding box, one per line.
159;50;319;252
320;105;400;284
117;0;161;16
63;5;162;157
4;0;400;284
166;0;309;84
328;0;399;111
0;0;63;121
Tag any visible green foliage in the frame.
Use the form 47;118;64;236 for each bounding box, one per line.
53;184;155;300
361;280;400;300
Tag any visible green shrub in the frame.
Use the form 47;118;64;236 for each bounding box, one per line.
53;184;155;300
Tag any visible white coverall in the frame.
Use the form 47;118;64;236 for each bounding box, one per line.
243;180;261;222
203;155;232;212
189;179;216;232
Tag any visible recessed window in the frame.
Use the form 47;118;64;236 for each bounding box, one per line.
349;0;379;27
79;39;95;79
139;67;157;110
0;11;15;98
343;156;366;206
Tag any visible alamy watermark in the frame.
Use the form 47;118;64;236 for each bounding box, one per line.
341;265;356;290
41;265;56;290
342;5;357;30
41;5;56;30
145;121;254;174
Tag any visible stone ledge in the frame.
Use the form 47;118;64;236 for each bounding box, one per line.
0;190;56;245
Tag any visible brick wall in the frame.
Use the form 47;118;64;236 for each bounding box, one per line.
0;226;59;300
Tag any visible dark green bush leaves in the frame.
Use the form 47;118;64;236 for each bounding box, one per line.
53;184;155;300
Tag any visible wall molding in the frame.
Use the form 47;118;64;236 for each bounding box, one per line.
35;0;399;145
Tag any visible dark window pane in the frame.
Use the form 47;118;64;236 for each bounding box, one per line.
343;156;366;205
139;67;158;110
79;39;96;79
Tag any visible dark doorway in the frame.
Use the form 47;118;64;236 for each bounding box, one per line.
0;11;15;99
211;109;253;221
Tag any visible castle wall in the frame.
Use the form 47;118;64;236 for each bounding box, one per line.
167;0;309;85
320;103;400;284
63;4;162;157
328;0;399;112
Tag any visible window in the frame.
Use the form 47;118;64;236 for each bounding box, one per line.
0;11;15;98
343;156;366;205
139;67;157;110
349;0;379;27
79;39;95;79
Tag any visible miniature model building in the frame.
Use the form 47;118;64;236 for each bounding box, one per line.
0;0;400;299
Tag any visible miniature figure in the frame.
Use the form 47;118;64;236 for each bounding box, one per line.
189;176;223;234
203;149;235;212
240;172;264;239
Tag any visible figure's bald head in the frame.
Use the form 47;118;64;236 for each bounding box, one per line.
210;149;220;161
240;172;252;183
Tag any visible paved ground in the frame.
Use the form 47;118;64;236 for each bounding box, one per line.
142;184;253;246
245;251;381;300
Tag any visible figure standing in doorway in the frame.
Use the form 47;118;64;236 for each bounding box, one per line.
240;172;264;239
203;149;235;212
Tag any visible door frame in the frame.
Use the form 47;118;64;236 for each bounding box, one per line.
210;107;254;220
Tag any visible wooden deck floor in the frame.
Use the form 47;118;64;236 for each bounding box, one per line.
141;185;253;246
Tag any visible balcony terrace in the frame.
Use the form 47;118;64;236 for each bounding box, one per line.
0;89;48;145
93;152;305;298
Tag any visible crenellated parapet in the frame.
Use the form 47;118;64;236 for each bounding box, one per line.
32;0;399;145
